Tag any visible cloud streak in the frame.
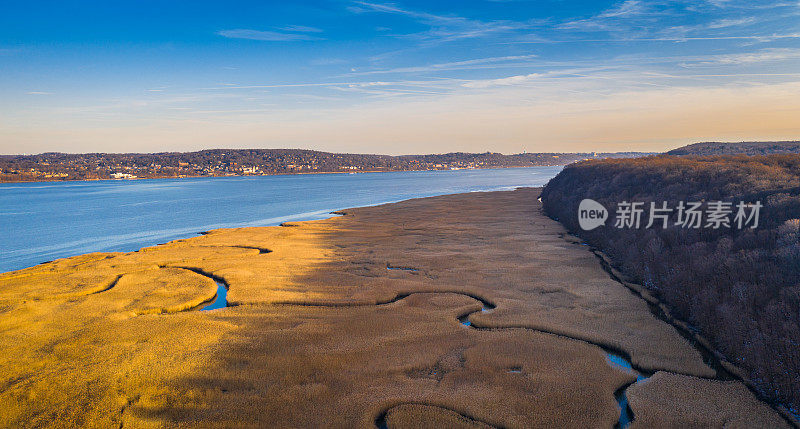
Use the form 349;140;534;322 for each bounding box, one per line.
280;25;323;33
350;1;537;44
217;28;322;41
347;55;539;75
597;0;649;18
684;47;800;65
510;33;800;44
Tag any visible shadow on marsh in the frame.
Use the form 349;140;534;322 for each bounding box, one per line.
132;190;629;428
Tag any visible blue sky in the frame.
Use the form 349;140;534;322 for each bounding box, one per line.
1;0;799;154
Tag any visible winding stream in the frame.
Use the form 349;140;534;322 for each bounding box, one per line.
457;295;646;429
187;257;650;428
200;279;228;311
172;250;794;428
279;285;651;428
166;266;230;311
606;353;650;428
375;402;496;429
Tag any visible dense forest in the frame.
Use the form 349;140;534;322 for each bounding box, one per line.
541;154;800;413
0;149;644;182
668;141;800;156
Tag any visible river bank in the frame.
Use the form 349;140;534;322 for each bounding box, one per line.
0;188;790;427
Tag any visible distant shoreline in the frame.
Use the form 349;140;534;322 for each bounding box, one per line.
0;164;561;185
0;148;648;184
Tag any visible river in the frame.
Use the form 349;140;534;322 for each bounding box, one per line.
0;167;560;273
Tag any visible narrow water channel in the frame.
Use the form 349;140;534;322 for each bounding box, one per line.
199;279;228;311
458;297;647;428
386;265;419;272
606;352;650;428
190;261;652;427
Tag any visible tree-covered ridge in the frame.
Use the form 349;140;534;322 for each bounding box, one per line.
541;154;800;413
668;141;800;156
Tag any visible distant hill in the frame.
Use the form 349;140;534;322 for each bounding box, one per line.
667;141;800;156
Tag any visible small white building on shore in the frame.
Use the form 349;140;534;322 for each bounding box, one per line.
110;172;137;179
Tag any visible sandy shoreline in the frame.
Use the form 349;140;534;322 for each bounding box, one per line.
0;188;790;427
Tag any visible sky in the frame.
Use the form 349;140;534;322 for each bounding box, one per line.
1;0;799;155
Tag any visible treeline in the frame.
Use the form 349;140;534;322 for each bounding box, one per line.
541;154;800;412
668;141;800;156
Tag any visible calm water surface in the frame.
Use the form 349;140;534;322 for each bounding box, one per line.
0;167;560;273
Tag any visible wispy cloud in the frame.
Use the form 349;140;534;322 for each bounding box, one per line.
684;47;800;65
657;16;760;39
597;0;649;18
511;32;800;44
187;77;472;101
700;0;799;10
198;78;464;91
281;25;324;33
705;17;757;28
704;0;734;8
310;58;349;66
556;0;790;38
350;1;536;44
462;73;542;88
217;28;323;42
558;0;658;32
349;1;457;22
349;55;539;75
26;91;53;95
